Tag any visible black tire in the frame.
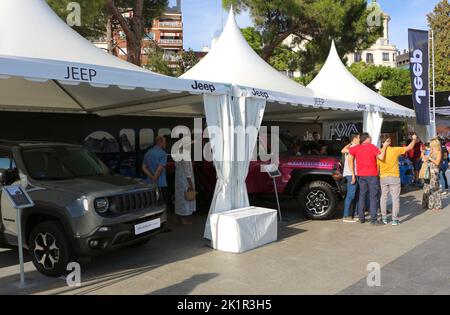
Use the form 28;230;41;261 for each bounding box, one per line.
298;181;338;220
28;221;74;278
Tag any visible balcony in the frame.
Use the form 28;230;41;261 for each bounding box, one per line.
157;21;182;29
159;39;183;46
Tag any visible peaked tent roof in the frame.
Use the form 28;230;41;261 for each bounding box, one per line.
308;42;415;118
180;9;369;122
0;0;227;117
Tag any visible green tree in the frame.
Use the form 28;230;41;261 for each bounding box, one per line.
144;40;174;76
428;0;450;92
175;49;200;76
241;27;300;72
106;0;168;66
380;68;412;97
348;62;412;96
47;0;108;39
223;0;383;74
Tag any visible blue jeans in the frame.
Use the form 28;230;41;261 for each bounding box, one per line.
358;176;380;223
344;176;358;217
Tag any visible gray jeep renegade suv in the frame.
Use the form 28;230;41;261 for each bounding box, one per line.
0;141;167;277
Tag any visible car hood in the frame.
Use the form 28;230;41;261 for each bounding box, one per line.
33;175;149;195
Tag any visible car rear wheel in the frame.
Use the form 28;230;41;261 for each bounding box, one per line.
298;181;338;220
29;221;74;278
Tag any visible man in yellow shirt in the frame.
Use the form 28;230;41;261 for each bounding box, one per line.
378;134;417;226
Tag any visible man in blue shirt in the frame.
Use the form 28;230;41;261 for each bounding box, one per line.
142;136;169;204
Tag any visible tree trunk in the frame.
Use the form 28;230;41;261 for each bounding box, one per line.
126;36;142;66
106;16;115;55
106;0;144;66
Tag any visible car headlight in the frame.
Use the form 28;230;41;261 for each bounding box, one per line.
155;188;161;202
94;198;110;214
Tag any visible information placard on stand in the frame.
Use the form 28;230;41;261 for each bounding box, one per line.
2;185;37;289
262;164;284;223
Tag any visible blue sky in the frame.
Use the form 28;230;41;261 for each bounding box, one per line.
179;0;439;52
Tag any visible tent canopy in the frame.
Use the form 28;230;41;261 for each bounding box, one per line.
0;0;227;116
308;42;416;119
180;9;371;122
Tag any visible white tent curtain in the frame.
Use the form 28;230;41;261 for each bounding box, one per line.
203;94;266;240
203;94;235;239
364;111;384;146
233;96;267;208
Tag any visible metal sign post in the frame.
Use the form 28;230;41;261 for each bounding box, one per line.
262;165;285;223
3;185;36;289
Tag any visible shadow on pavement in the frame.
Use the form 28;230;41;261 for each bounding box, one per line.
0;248;31;269
147;273;219;295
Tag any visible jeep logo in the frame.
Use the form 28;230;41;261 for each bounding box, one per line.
191;80;216;93
314;98;325;106
251;88;269;99
64;66;97;82
411;49;427;105
357;103;367;110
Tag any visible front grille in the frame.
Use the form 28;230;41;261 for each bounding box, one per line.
109;190;156;215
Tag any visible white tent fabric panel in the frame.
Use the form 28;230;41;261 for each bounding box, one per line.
0;0;146;72
363;111;384;146
182;9;361;114
203;94;236;240
0;0;228;116
308;42;415;118
203;94;267;240
233;97;266;210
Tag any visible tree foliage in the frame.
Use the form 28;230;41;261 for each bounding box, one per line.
348;62;412;97
428;0;450;92
223;0;383;74
241;27;300;72
106;0;168;66
47;0;108;39
175;49;200;76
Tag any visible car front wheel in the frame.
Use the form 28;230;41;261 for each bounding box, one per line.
298;181;338;220
29;221;74;278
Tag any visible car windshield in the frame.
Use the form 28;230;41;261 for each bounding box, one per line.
22;146;107;180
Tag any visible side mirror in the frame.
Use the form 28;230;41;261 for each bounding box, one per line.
0;169;19;186
0;169;5;185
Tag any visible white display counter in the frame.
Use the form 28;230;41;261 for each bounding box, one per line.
210;207;278;253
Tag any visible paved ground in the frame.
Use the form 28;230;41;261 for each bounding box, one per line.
1;187;450;295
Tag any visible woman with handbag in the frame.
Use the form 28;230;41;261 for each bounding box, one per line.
174;138;196;225
422;139;443;211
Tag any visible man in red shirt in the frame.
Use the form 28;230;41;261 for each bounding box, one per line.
349;133;389;225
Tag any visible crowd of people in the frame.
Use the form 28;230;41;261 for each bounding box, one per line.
340;132;449;226
141;132;449;228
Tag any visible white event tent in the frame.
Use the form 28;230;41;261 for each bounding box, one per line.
308;42;416;143
0;0;228;116
180;9;408;239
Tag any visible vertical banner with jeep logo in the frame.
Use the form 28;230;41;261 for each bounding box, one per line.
408;29;430;125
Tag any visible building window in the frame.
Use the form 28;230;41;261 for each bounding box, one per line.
383;53;389;62
366;53;374;63
144;32;155;41
393;53;396;62
354;52;362;62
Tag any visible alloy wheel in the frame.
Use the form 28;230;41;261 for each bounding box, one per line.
33;232;60;271
305;190;330;215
